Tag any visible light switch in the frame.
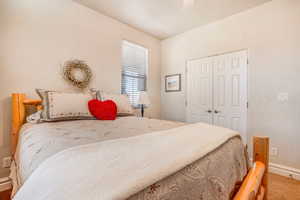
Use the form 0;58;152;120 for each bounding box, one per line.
277;93;289;102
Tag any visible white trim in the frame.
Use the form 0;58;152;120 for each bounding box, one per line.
187;48;249;61
269;162;300;181
0;177;11;192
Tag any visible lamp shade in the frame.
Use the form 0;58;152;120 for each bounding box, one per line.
138;91;150;106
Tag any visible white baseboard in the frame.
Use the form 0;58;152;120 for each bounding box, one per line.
249;158;300;181
269;163;300;181
0;177;11;192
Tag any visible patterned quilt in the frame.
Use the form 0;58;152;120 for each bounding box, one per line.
11;117;248;199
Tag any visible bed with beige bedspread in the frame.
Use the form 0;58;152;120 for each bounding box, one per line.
11;117;248;200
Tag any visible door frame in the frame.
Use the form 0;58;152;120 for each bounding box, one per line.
185;49;249;143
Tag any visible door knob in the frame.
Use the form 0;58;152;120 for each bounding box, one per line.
214;110;221;114
207;110;212;113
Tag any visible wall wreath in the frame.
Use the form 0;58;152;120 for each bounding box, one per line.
63;59;92;89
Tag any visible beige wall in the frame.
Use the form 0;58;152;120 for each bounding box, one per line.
161;0;300;170
0;0;161;177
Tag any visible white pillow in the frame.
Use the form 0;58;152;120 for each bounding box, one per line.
36;89;95;121
100;92;134;116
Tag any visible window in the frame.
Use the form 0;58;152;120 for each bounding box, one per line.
121;41;148;107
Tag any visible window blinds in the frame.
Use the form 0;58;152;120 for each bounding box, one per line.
121;41;148;107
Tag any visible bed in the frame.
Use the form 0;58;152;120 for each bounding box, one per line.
10;93;269;200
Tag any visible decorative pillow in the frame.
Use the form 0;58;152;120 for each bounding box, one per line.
100;92;134;116
88;99;117;120
26;110;42;124
89;88;101;100
36;89;95;122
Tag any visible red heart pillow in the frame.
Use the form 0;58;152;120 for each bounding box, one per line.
88;99;117;120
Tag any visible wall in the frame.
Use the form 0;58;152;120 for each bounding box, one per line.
0;0;161;177
161;0;300;170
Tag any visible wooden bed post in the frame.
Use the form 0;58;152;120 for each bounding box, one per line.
11;93;26;156
11;94;42;156
253;136;269;200
234;136;269;200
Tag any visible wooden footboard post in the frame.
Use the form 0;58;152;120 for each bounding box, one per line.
234;136;269;200
253;136;269;200
11;93;26;156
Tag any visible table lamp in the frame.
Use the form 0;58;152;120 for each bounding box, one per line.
138;91;150;117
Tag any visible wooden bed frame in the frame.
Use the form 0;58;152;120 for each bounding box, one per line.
11;93;269;200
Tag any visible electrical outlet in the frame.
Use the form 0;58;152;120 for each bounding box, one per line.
2;157;12;168
277;93;289;102
271;147;278;156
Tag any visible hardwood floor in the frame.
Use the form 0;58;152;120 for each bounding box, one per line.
0;189;11;200
268;173;300;200
0;173;299;200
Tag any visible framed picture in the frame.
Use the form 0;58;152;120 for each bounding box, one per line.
165;74;181;92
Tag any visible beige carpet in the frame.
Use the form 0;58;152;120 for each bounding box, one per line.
268;173;300;200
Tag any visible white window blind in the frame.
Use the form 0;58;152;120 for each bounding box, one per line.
121;41;148;107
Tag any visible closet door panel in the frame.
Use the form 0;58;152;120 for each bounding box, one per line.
213;50;247;142
213;55;229;127
186;58;213;123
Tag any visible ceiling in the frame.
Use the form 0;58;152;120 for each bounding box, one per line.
74;0;271;39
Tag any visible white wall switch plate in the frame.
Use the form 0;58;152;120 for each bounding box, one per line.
271;147;278;156
277;93;289;102
2;157;12;168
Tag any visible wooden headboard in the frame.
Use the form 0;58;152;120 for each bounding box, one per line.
11;93;42;155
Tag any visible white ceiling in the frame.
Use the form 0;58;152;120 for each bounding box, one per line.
74;0;271;39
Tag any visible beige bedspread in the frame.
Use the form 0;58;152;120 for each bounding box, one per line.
11;117;248;200
11;117;184;192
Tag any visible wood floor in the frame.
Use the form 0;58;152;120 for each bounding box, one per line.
0;189;11;200
0;173;299;200
268;173;300;200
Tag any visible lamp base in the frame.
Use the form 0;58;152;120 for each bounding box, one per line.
141;104;144;118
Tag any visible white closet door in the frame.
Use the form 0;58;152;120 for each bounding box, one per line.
186;57;213;123
186;50;248;142
213;50;247;141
